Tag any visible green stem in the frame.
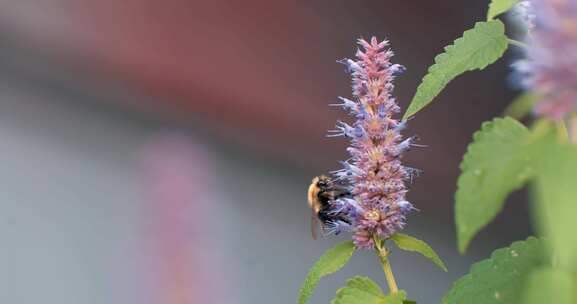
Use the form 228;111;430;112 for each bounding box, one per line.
374;236;399;294
508;38;528;49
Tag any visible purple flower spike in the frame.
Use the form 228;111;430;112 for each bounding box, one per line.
331;37;417;249
514;0;577;119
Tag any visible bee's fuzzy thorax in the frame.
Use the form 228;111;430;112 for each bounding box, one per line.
331;37;416;249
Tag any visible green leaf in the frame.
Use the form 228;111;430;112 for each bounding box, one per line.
403;301;417;304
533;136;577;268
403;21;508;120
487;0;520;20
298;241;356;304
443;237;549;304
331;276;406;304
502;93;539;120
341;276;385;298
390;233;447;272
521;267;575;304
456;117;533;253
381;292;407;304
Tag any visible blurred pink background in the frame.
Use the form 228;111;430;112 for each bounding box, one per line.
0;1;532;303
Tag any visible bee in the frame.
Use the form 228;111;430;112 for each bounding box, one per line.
307;175;352;240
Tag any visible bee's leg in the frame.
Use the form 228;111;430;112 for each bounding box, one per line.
337;214;352;225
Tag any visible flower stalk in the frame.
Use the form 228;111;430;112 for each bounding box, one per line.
507;38;528;49
374;236;399;294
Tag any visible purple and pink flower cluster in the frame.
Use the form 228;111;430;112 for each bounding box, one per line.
329;37;416;249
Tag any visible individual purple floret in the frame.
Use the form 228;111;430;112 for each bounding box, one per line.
330;37;417;249
511;1;536;32
514;0;577;119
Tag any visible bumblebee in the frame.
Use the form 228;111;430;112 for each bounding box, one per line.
307;175;352;239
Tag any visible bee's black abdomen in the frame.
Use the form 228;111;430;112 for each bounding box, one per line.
317;208;333;223
317;196;352;226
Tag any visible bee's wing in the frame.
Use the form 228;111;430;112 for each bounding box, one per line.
311;209;319;240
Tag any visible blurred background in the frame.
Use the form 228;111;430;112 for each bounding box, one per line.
0;1;533;303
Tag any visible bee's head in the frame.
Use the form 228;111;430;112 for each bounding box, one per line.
315;175;331;188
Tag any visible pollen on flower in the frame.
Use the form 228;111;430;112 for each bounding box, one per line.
328;37;418;249
365;209;381;221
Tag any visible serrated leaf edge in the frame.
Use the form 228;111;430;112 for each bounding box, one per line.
456;117;532;253
443;237;544;304
298;241;356;304
332;277;407;304
487;0;520;20
403;20;508;120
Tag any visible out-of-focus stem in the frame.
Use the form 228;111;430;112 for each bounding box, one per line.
508;38;528;49
374;236;399;294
